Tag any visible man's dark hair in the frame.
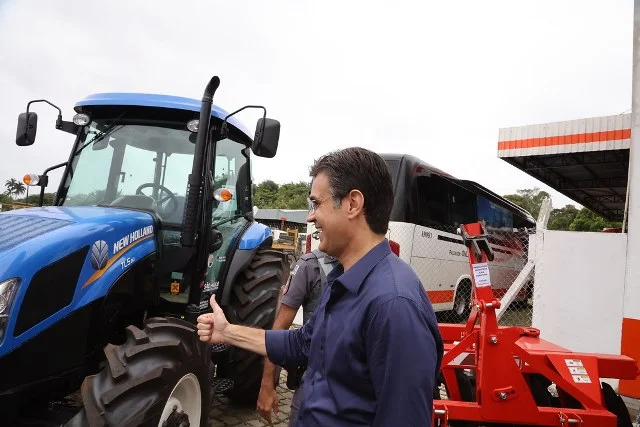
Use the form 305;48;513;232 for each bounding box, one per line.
310;147;394;235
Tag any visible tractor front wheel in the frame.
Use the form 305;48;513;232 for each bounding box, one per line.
68;317;210;427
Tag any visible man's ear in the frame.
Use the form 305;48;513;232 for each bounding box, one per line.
345;189;365;219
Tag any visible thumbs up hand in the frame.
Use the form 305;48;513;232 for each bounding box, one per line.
197;295;229;344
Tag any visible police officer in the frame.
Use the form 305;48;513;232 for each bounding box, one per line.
256;248;338;425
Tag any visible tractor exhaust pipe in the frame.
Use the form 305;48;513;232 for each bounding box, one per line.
181;76;220;247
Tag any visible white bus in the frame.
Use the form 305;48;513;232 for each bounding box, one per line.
306;153;535;321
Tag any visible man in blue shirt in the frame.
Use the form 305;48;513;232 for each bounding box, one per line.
198;147;444;426
257;249;338;425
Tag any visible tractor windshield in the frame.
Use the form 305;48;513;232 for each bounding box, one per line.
59;119;249;224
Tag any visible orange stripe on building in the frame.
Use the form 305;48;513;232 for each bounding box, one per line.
427;290;455;304
619;317;640;397
497;129;630;151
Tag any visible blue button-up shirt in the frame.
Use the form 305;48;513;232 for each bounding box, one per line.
266;240;444;426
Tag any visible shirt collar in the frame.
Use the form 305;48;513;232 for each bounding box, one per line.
314;250;337;264
323;255;337;264
330;239;391;294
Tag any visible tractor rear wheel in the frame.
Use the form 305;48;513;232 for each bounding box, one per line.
225;247;286;404
69;317;210;427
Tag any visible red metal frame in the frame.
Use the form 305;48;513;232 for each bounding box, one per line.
432;222;640;426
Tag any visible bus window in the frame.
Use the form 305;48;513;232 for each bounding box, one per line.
477;197;514;230
413;175;448;227
448;183;476;226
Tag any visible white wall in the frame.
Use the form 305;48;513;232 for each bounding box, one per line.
294;307;303;326
533;230;627;365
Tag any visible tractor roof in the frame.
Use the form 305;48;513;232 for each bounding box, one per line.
74;93;252;139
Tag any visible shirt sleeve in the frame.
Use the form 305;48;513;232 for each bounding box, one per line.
280;258;310;309
265;307;315;367
366;296;440;426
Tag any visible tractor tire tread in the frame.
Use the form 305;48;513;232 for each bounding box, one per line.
104;343;127;382
78;317;210;427
225;247;286;404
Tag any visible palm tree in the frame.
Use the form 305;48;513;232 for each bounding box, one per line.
4;178;27;200
13;182;26;198
4;178;18;197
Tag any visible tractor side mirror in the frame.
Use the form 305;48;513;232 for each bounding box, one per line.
252;118;280;158
16;112;38;146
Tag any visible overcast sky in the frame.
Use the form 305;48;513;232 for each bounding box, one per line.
0;0;632;212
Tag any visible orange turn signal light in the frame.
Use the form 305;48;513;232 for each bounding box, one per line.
214;188;234;202
23;174;39;186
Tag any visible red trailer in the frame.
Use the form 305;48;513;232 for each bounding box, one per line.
432;222;639;426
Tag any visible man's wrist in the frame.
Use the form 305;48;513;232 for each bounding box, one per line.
261;361;276;387
261;377;276;388
220;323;235;344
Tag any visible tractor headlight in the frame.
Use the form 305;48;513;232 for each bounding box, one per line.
187;119;199;133
0;278;20;342
72;113;91;126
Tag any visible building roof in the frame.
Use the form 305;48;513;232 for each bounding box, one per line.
498;113;630;220
254;209;309;224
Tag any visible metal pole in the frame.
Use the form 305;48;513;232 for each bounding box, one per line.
619;0;640;399
623;177;629;232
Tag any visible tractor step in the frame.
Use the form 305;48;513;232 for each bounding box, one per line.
211;377;234;394
211;343;230;352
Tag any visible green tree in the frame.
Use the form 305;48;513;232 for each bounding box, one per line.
253;180;280;208
13;182;26;198
4;178;26;199
503;187;622;232
274;182;309;209
252;180;310;209
569;208;621;232
547;205;580;231
25;192;56;206
503;188;550;219
4;178;19;197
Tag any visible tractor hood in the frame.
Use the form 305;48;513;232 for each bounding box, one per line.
0;206;157;291
0;206;158;357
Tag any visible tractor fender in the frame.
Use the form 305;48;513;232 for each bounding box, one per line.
220;221;273;306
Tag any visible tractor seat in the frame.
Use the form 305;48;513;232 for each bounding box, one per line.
157;195;186;224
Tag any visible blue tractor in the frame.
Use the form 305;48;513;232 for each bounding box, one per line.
0;76;287;426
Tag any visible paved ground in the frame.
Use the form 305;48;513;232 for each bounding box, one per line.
208;370;293;427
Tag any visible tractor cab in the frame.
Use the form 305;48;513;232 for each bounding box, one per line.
18;94;267;308
58;97;252;228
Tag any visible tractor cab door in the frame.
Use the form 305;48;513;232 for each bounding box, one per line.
202;138;251;294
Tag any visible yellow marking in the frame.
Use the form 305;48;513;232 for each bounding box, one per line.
170;281;180;295
83;234;154;288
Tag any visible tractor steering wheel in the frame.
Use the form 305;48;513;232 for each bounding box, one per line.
135;183;179;219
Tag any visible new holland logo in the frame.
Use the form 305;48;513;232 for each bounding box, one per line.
91;240;109;270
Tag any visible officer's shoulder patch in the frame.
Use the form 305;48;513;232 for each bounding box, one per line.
282;275;292;295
